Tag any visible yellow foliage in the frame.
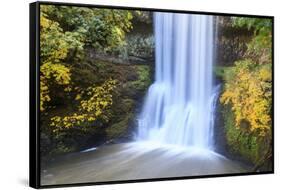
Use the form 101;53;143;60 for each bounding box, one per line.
50;79;117;131
40;6;73;111
41;62;71;84
40;76;50;111
75;94;82;100
220;60;272;136
40;62;71;111
40;12;69;63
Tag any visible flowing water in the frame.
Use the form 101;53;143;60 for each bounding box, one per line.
138;13;217;149
41;143;247;185
41;13;250;186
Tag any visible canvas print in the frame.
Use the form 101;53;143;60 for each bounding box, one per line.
38;3;273;186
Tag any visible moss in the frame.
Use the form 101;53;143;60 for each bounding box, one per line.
106;98;135;139
214;66;227;77
223;105;261;164
122;99;135;113
104;64;152;141
128;65;151;91
213;66;236;81
106;113;134;139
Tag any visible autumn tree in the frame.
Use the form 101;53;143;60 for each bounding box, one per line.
39;5;133;155
50;79;117;132
40;5;133;111
219;17;272;169
220;60;272;136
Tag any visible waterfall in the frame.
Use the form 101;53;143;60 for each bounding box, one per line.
137;12;218;150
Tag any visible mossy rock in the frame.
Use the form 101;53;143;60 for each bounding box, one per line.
128;65;151;91
106;113;134;139
121;99;135;113
222;105;269;165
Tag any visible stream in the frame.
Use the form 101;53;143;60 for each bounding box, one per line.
41;142;249;185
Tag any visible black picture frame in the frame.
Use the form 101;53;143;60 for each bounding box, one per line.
30;1;274;189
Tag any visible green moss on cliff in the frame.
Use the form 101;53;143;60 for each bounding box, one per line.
127;65;151;91
222;105;272;170
106;65;151;140
106;113;134;139
214;66;235;80
223;106;259;163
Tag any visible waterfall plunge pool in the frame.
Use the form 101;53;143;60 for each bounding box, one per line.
41;142;250;185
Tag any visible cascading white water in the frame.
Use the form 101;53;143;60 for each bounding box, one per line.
137;12;218;150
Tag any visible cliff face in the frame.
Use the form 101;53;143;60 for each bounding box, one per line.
40;13;155;159
88;11;155;65
216;17;253;67
213;17;272;171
